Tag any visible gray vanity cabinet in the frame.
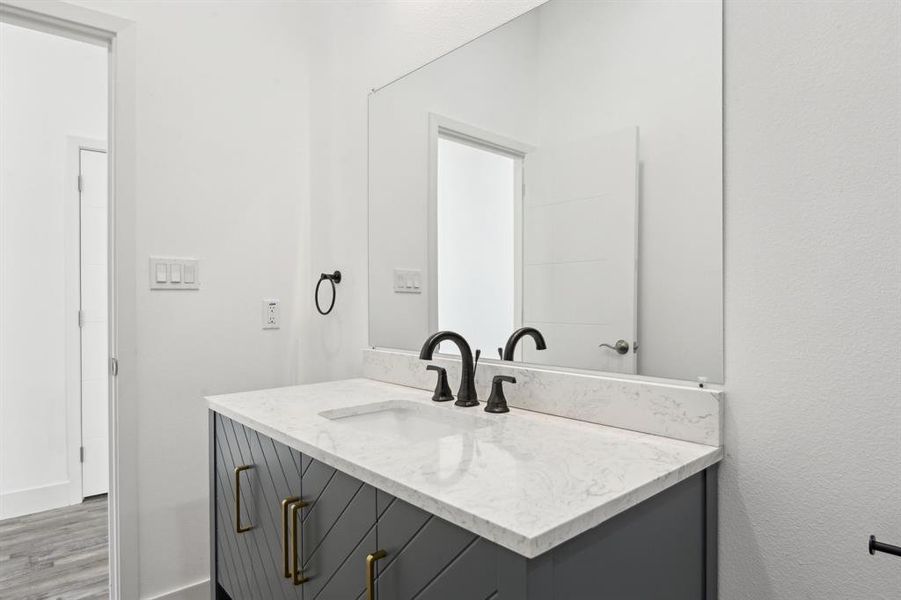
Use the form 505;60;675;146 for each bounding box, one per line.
213;413;306;600
372;491;518;600
212;413;379;600
211;412;716;600
298;460;377;599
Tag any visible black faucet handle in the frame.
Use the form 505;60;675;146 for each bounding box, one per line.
425;365;454;402
485;375;515;413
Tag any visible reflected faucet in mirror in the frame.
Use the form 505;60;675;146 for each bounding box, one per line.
502;327;547;361
419;331;479;407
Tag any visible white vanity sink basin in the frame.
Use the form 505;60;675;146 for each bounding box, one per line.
320;399;493;442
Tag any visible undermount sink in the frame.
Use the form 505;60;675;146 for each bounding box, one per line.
320;399;493;442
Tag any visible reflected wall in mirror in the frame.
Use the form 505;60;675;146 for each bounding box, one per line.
369;0;723;383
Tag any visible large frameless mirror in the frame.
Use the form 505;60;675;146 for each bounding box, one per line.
368;0;723;383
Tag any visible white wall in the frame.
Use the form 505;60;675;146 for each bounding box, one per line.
0;23;107;518
63;1;312;597
302;0;900;597
722;0;900;596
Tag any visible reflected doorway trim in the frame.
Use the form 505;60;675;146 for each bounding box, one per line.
0;2;137;599
427;113;535;356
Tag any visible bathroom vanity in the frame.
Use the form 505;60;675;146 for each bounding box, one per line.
208;377;721;599
209;0;727;596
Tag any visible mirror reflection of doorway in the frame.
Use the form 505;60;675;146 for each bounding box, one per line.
432;123;639;373
436;134;520;357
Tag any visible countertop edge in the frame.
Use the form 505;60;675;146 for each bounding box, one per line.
207;396;722;559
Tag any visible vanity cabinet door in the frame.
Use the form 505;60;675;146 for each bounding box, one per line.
214;414;305;600
299;458;377;600
373;492;504;600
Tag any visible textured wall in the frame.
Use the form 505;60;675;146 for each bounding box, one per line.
722;0;900;597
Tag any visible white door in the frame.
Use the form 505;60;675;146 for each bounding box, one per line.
522;127;639;373
79;148;108;498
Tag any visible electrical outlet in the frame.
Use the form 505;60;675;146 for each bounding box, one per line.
262;299;280;329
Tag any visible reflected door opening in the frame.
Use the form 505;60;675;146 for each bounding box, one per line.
436;136;520;357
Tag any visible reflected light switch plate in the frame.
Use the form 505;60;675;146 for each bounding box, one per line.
393;268;422;294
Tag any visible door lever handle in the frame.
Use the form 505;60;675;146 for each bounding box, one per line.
599;340;630;355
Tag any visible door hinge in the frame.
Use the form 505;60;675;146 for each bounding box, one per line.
77;174;83;193
110;357;119;376
79;446;85;463
78;309;85;328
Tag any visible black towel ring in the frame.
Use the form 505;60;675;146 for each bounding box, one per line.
315;271;342;315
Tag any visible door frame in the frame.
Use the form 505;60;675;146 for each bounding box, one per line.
426;113;534;355
0;2;137;598
65;137;107;505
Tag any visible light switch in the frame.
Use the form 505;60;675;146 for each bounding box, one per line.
393;268;423;294
150;257;200;290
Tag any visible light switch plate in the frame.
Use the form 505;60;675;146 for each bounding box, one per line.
393;268;422;294
262;299;280;329
149;257;200;290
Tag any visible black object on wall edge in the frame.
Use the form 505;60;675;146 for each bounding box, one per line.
869;535;901;558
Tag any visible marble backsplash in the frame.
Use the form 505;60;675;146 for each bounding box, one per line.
362;348;723;446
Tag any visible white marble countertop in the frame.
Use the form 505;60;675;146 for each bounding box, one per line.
207;378;722;558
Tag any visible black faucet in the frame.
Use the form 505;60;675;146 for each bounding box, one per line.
419;331;479;407
502;327;547;361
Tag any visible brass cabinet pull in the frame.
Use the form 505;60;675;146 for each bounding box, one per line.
289;500;310;585
234;466;254;533
281;497;300;577
366;550;387;600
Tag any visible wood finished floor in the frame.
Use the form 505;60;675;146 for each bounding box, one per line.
0;496;108;600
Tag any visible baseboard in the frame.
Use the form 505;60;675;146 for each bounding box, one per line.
145;578;209;600
0;480;73;520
